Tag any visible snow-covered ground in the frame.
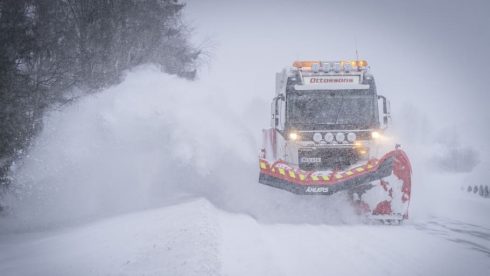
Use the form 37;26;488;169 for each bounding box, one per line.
1;197;489;276
2;0;490;275
0;67;488;276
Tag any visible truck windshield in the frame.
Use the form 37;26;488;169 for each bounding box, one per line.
287;90;377;127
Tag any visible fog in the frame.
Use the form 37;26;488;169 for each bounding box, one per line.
185;0;490;218
2;0;489;231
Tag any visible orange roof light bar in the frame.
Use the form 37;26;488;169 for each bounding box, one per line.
292;61;321;68
293;60;368;69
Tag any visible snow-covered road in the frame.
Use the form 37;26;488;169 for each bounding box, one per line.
1;198;488;276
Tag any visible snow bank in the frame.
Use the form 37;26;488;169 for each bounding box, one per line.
0;198;220;275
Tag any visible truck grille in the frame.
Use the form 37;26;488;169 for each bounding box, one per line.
298;147;359;170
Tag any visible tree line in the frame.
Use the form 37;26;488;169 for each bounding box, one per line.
0;0;200;192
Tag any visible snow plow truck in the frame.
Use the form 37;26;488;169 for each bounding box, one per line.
258;60;412;222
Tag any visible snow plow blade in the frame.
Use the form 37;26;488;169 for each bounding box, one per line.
259;149;411;198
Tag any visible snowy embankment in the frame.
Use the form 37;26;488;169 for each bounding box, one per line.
1;67;489;275
0;198;220;275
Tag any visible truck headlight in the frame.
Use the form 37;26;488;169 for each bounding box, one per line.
289;132;299;141
371;131;381;139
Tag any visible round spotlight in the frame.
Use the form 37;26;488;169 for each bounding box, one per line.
313;132;322;143
335;132;345;142
324;132;334;143
347;132;356;142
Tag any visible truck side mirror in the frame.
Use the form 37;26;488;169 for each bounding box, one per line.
377;95;390;127
273;94;285;128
